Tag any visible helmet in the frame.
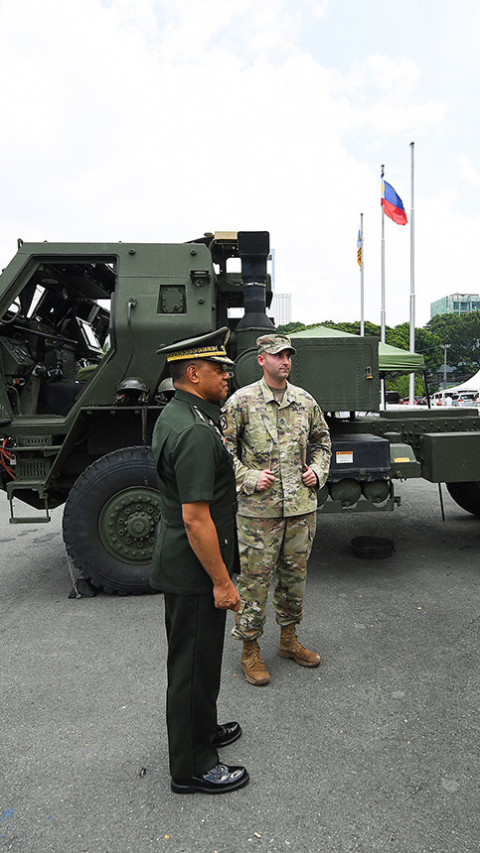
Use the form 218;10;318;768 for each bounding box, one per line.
158;377;174;394
115;377;149;405
155;376;175;404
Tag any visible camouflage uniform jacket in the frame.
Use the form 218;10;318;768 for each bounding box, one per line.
222;377;331;518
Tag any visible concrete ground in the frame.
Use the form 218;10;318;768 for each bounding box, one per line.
1;478;479;853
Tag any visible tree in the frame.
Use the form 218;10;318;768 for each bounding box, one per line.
276;322;306;334
321;320;382;337
392;323;442;373
426;313;480;376
386;374;425;398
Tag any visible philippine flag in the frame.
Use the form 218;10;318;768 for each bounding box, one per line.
381;179;408;225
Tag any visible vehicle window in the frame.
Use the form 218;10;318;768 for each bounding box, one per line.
0;257;116;417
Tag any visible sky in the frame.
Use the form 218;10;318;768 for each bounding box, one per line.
1;0;479;330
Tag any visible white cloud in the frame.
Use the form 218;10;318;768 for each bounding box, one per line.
305;0;329;19
457;155;480;188
0;0;477;329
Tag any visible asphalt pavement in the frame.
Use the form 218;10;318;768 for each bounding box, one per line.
1;478;479;853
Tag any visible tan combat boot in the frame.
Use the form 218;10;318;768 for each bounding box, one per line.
278;624;321;667
241;640;271;686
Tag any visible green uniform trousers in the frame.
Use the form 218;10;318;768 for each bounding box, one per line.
164;592;226;782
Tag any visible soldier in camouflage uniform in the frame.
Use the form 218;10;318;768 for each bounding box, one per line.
222;333;331;686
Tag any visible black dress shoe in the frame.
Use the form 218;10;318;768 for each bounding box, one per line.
213;721;242;748
171;763;249;794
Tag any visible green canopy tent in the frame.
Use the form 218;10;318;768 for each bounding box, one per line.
289;325;425;374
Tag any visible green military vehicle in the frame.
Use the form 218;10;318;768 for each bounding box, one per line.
1;230;480;594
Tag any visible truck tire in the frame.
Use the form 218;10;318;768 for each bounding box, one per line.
62;446;161;595
446;481;480;517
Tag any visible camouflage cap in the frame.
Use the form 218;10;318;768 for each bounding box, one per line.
256;333;296;355
157;326;235;368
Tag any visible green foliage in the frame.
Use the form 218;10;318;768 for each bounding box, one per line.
426;313;480;375
321;320;381;337
392;323;442;371
276;322;306;334
386;375;424;398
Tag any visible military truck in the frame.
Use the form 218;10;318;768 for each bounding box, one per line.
1;230;480;595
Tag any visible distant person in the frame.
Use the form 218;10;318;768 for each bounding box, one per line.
222;333;331;686
445;395;453;406
151;329;249;795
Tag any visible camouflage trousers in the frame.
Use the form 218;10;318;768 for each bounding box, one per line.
231;512;317;642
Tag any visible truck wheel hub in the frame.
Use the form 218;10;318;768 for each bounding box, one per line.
126;511;153;537
99;487;161;564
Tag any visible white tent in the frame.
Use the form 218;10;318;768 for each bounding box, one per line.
443;369;480;395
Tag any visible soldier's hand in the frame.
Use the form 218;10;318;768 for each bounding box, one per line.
255;469;275;491
302;465;318;487
214;579;241;611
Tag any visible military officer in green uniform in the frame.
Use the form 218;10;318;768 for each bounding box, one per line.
151;328;249;795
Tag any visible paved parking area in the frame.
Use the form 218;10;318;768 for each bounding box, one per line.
1;478;479;852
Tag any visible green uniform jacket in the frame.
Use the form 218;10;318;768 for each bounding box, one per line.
222;377;332;518
150;389;238;595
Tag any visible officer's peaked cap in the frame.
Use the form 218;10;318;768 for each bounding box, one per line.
157;327;235;367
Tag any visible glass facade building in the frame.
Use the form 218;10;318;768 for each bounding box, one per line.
430;293;480;318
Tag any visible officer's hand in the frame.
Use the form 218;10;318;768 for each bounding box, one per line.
255;469;275;491
302;465;318;487
214;579;241;611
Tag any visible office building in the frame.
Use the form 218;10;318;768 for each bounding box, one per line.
430;293;480;318
269;293;292;326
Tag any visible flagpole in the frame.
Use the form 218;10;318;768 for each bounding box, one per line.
360;213;364;336
408;141;416;404
380;165;386;344
380;165;386;409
